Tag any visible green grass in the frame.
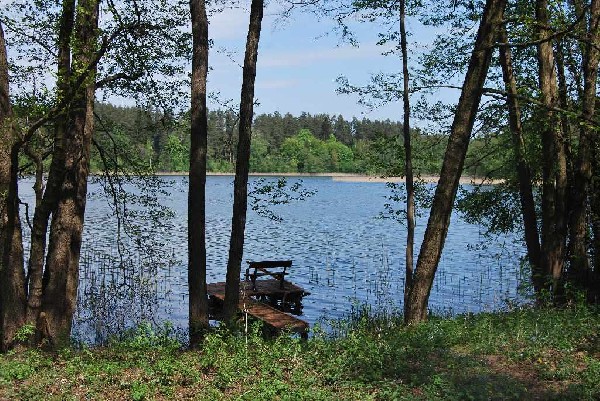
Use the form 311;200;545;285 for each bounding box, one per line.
1;306;598;400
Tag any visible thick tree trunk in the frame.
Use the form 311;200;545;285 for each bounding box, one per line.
0;21;26;352
536;0;569;301
26;0;76;328
404;0;506;324
188;0;209;347
40;0;99;346
400;0;415;316
569;0;600;296
498;26;543;299
223;0;264;321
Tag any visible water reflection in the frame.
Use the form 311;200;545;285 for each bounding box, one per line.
18;175;527;343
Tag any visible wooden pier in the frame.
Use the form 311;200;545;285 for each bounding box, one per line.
207;261;310;337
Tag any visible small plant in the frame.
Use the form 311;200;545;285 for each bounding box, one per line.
111;321;180;352
13;324;35;343
130;380;149;401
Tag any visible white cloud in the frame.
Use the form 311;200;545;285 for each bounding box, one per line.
208;6;249;41
256;79;299;90
259;44;391;68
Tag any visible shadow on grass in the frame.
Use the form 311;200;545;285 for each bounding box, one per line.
313;309;599;401
340;343;593;400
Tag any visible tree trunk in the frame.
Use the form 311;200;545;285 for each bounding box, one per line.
40;0;99;346
188;0;209;347
554;40;575;169
399;0;415;316
223;0;264;321
26;0;76;329
0;21;26;352
569;0;600;297
498;26;543;300
536;0;569;301
591;156;600;303
404;0;506;324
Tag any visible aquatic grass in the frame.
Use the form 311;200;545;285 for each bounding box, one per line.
66;178;532;347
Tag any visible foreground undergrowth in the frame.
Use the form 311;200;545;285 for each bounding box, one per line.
0;306;598;400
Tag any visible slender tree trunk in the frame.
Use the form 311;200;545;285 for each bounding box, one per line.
569;0;600;296
555;41;575;168
26;0;76;329
223;0;264;321
188;0;209;347
591;157;600;303
0;21;26;352
40;0;99;346
568;0;585;100
536;0;569;301
404;0;506;324
399;0;415;316
498;26;543;300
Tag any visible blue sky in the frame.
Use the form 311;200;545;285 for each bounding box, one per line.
1;0;456;124
207;4;433;122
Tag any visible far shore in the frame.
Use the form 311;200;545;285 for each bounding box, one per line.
152;171;504;184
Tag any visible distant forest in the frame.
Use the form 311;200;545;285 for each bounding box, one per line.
92;103;503;177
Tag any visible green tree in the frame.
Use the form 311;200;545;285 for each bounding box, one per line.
0;0;190;349
189;0;209;347
223;0;265;321
163;134;188;172
280;129;328;172
406;0;507;324
325;134;355;172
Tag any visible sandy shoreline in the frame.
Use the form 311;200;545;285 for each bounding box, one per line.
152;171;503;184
330;174;504;184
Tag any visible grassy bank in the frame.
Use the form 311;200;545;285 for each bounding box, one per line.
1;307;598;400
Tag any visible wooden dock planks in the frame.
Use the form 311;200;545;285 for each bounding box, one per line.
207;279;309;336
242;300;309;334
207;279;309;300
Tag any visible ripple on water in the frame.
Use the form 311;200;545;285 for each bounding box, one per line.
18;175;528;343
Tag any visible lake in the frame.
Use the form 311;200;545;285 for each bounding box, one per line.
19;175;527;342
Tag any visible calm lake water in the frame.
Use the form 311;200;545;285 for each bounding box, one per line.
20;175;527;341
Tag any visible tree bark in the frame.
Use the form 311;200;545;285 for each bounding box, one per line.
0;20;26;352
568;0;600;296
498;26;543;300
536;0;569;301
400;0;415;317
26;0;76;329
188;0;209;347
223;0;264;321
591;155;600;303
40;0;99;346
404;0;506;324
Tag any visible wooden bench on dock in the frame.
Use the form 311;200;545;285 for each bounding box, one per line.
206;283;309;338
245;260;292;290
207;260;310;338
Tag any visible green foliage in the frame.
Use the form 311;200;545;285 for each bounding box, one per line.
379;180;433;223
456;183;524;235
278;129;358;173
208;158;234;172
280;129;331;173
1;308;598;400
249;177;317;221
110;322;181;353
250;133;287;172
13;324;35;343
89;105;494;176
89;104;521;178
163;134;188;172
